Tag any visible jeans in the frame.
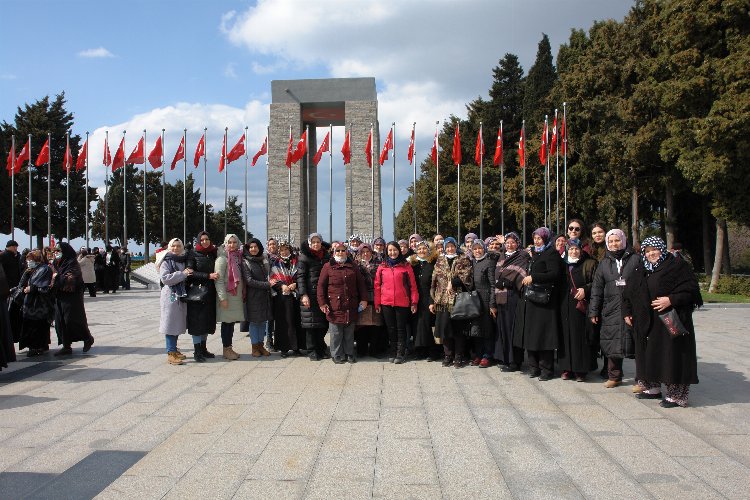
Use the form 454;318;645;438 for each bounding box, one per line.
329;322;355;359
248;321;267;344
221;322;235;347
381;305;410;356
165;334;178;354
191;334;208;344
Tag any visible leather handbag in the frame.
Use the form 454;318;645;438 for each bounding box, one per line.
181;282;210;303
523;283;553;305
659;309;690;338
451;290;483;320
568;269;588;314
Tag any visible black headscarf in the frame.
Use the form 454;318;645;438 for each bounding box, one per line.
54;242;84;291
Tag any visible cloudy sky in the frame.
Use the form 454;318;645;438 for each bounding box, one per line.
1;0;633;248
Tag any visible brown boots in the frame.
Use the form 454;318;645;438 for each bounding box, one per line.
251;343;271;357
167;352;184;365
223;346;240;360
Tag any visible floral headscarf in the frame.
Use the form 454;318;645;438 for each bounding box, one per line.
640;236;668;272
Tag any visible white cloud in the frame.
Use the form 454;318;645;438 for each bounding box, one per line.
0;73;17;80
224;62;238;79
77;47;115;58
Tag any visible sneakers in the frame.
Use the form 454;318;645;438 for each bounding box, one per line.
604;380;621;388
561;371;571;380
470;357;482;367
659;399;681;408
636;392;662;400
167;351;184;365
223;346;240;360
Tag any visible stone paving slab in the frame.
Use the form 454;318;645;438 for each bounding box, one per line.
0;288;749;499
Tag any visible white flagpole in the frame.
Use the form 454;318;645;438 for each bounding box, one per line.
348;124;352;237
435;121;439;235
161;129;165;243
10;135;15;240
27;134;32;249
265;128;270;241
563;103;568;228
546;115;551;229
287;126;291;243
412;122;417;235
66;132;70;241
184;129;188;242
46;133;51;246
456;122;461;244
370;123;375;240
500;121;505;236
224;127;228;236
554;109;560;234
143;130;148;261
391;122;396;241
104;131;109;244
543;115;548;229
522;121;526;245
479;122;484;240
85;131;90;249
328;124;333;242
123;130;127;248
244;126;249;243
202;127;207;232
305;124;310;236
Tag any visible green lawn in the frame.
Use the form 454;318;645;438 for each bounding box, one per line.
701;292;750;303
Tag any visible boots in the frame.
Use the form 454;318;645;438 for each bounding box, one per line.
251;343;262;358
258;342;271;357
167;351;184;365
174;349;187;360
193;344;206;363
223;346;240;360
201;341;215;358
393;342;405;364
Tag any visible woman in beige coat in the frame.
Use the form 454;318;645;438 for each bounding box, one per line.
214;234;246;360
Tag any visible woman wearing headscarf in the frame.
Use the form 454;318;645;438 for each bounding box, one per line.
77;247;97;297
0;264;17;368
215;234;245;361
557;239;598;381
409;241;439;361
469;239;497;367
93;246;106;293
157;238;191;365
51;242;95;356
270;241;303;357
493;232;530;371
398;239;412;258
375;241;419;364
372;237;387;262
242;237;275;357
430;237;473;368
17;250;54;357
354;244;385;358
318;242;368;364
297;233;332;361
622;237;701;407
588;228;638;388
513;227;565;381
103;244;120;294
186;231;218;362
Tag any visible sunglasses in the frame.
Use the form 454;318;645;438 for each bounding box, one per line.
334;249;347;253
568;226;581;231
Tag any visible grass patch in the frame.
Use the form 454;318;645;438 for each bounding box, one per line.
701;292;750;304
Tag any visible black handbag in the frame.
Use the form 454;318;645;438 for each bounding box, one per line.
180;282;210;303
523;283;553;305
451;291;483;320
659;309;690;338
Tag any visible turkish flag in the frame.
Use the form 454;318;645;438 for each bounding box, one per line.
285;132;294;168
15;139;30;171
451;125;461;166
112;138;125;171
252;137;267;167
126;136;145;164
549;115;558;154
62;141;73;172
103;136;112;167
474;128;484;166
227;133;246;164
379;128;393;166
341;130;351;165
365;129;373;168
193;134;205;167
430;130;438;165
170;136;185;170
518;128;526;168
291;131;307;164
5;142;15;176
36;137;50;167
493;126;503;166
407;126;415;165
76;139;88;171
539;121;548;165
218;134;227;173
312;132;329;166
148;136;163;169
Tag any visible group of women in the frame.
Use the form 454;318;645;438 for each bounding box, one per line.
158;222;701;408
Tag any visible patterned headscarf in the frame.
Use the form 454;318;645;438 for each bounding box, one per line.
641;236;668;272
532;227;552;252
504;232;521;244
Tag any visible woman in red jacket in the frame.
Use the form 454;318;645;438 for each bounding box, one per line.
375;241;419;364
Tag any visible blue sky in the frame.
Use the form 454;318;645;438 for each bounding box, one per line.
1;0;633;249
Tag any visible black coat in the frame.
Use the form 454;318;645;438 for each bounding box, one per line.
622;254;700;385
589;249;639;359
296;241;331;329
410;256;435;347
558;257;597;373
513;245;565;351
186;248;217;335
0;250;21;288
243;252;273;323
53;275;91;346
472;255;497;339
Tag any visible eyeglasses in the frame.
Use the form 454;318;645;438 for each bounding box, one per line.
568;226;581;232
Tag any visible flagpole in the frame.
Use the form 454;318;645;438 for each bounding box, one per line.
563;102;568;228
10;135;15;240
546;116;551;229
412;122;417;236
500;121;505;236
435;121;439;235
456;122;461;244
370;123;375;240
104;131;109;244
554;109;560;234
305;124;310;236
47;133;51;246
265;126;270;242
123;130;127;249
66;132;70;241
522;121;526;246
185;128;189;242
287;125;291;243
328;124;333;242
161;129;166;243
392;122;396;241
85;131;90;249
143;130;148;261
348;124;352;238
224;127;228;236
543;115;548;229
28;134;33;249
244;126;248;243
479;122;484;240
202;127;207;232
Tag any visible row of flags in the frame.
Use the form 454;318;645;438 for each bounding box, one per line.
5;115;570;178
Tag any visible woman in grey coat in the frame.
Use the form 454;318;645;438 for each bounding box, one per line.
157;238;192;365
588;229;638;388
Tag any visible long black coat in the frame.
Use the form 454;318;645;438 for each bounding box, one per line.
410;256;435;347
622;254;700;385
0;250;21;288
588;249;639;359
513;245;565;351
186;248;217;335
296;241;331;329
54;278;91;346
243;252;273;323
558;257;597;373
472;254;497;339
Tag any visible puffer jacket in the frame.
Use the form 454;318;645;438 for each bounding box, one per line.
242;248;273;323
317;256;368;324
297;241;331;329
374;261;418;309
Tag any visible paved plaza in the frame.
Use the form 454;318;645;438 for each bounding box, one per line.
0;286;749;499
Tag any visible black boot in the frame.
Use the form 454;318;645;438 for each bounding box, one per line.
394;342;405;364
194;344;206;362
201;341;215;358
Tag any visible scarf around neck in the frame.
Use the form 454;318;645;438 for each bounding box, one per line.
225;248;242;296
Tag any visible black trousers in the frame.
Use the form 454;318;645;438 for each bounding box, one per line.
527;350;554;377
381;305;410;355
306;327;328;354
443;334;467;360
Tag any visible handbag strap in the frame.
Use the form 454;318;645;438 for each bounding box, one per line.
568;268;579;296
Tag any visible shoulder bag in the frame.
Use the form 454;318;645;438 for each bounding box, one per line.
180;282;210;303
524;283;553;305
451;290;483;320
658;308;690;338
